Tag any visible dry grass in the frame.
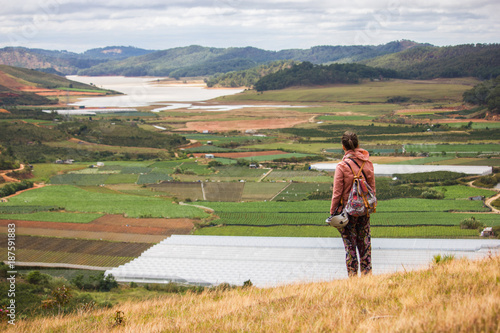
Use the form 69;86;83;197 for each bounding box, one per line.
5;254;500;332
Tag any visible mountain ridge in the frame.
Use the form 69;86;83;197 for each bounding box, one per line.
0;40;426;77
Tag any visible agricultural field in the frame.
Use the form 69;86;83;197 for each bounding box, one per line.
1;185;208;218
1;77;499;270
404;143;500;154
266;170;332;183
0;211;196;266
271;182;331;201
217;79;476;103
0;234;153;267
241;182;289;201
192;184;499;239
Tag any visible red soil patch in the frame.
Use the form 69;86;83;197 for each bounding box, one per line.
0;215;194;236
0;108;9;113
0;72;24;89
180;141;203;149
193;150;288;159
177;118;308;132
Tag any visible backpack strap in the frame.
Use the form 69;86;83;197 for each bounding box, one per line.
345;159;367;180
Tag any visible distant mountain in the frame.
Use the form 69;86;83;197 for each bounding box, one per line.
5;41;498;81
0;47;100;75
363;43;500;79
0;46;154;75
82;46;155;59
77;40;427;77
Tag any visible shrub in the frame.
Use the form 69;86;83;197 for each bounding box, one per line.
71;273;118;292
26;271;50;285
420;189;444;199
492;226;500;239
433;254;455;264
460;216;483;229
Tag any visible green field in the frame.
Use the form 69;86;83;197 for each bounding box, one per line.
405;143;500;154
193;225;480;238
266;170;332;183
217;79;474;103
2;185;208;218
31;163;87;183
435;185;497;199
443;122;500;129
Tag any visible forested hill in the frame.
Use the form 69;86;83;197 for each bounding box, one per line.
0;46;154;75
2;42;497;81
76;40;424;77
205;60;298;88
253;62;399;91
363;44;500;79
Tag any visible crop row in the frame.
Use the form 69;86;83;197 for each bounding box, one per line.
0;248;134;267
203;197;489;214
0;205;59;214
214;211;499;227
10;235;152;257
194;225;481;238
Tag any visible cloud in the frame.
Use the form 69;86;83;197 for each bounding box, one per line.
0;0;498;52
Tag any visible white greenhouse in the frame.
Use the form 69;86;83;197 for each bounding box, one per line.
105;235;500;288
310;163;492;176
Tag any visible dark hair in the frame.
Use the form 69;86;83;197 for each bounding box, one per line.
341;131;358;151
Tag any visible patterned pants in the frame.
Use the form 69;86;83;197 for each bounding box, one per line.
339;214;372;277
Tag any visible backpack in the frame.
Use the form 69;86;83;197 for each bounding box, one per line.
344;158;377;217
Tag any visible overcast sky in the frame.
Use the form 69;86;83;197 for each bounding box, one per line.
1;0;499;53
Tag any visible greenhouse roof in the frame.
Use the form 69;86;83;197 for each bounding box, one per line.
106;235;500;288
310;163;492;176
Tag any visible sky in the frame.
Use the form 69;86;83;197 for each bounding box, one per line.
0;0;499;53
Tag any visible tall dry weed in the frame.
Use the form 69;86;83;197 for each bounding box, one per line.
3;254;500;332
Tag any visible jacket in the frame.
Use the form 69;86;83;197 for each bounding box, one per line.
330;148;376;215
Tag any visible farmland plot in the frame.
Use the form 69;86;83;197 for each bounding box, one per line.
266;170;332;183
50;174;109;185
0;235;153;267
194;225;480;238
2;185;208;218
272;182;332;201
204;182;245;202
241;182;289;201
148;182;204;201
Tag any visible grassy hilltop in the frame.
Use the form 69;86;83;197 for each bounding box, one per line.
3;255;499;332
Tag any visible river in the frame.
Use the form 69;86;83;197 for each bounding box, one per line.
67;76;245;108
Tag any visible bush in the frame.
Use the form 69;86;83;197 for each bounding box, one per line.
208;160;223;167
460;216;483;229
492;226;500;239
473;173;500;188
420;189;444;199
71;272;118;292
26;271;50;285
0;180;34;197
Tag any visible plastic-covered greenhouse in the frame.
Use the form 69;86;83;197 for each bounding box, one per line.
310;163;492;176
105;235;500;288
